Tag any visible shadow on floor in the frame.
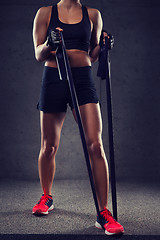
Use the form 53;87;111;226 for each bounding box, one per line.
0;234;159;240
0;179;160;237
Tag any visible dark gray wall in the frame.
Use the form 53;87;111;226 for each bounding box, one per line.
0;0;159;181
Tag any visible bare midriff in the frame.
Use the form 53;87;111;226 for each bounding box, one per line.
44;49;91;68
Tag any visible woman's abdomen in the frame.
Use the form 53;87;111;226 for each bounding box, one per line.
45;49;91;68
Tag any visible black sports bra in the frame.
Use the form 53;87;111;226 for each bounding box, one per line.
47;4;91;52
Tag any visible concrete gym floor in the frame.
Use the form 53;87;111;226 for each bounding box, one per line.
0;179;159;240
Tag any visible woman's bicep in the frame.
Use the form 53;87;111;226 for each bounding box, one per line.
33;8;48;49
90;9;103;48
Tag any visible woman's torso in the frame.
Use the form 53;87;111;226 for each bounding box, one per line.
44;3;93;68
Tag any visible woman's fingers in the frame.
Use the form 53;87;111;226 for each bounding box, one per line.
56;27;63;31
102;31;114;49
103;31;108;38
102;31;109;44
55;27;63;43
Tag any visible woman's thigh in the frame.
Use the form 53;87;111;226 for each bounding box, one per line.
40;111;66;148
72;103;103;144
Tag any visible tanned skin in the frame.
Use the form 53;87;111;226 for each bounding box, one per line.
33;0;109;211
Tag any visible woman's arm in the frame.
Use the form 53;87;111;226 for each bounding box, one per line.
33;7;53;62
88;8;103;63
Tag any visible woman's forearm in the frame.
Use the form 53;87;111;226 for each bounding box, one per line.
89;44;101;63
35;40;54;62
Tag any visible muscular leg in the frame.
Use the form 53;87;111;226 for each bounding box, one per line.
38;111;66;195
72;103;109;211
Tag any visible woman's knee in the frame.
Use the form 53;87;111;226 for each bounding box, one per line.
40;143;58;158
87;140;105;159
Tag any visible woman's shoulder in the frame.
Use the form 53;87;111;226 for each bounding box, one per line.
36;6;52;15
34;6;53;23
85;6;102;21
85;6;101;15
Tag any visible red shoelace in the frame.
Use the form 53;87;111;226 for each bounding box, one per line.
101;208;117;223
37;194;50;206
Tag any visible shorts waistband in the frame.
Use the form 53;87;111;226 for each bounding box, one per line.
44;66;91;71
43;65;92;81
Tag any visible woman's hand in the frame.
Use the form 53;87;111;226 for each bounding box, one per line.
102;30;114;50
46;27;63;50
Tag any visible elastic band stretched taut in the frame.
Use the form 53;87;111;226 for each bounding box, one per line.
55;32;105;231
97;35;118;221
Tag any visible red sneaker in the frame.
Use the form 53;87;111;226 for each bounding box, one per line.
32;193;54;215
95;207;124;235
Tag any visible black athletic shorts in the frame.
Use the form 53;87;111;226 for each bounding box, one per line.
37;66;99;113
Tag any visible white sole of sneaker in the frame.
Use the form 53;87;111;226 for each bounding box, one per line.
32;204;54;215
95;221;124;235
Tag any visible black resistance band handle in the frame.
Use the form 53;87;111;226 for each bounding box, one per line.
56;32;105;230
